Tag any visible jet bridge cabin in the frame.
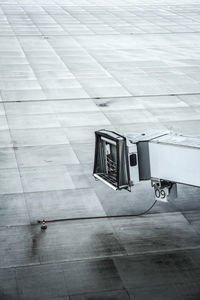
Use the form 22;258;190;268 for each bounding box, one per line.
93;129;200;201
149;134;200;187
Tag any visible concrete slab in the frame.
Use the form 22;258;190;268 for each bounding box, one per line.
16;264;68;299
114;249;200;290
15;145;79;167
0;268;18;299
20;166;75;192
0;147;18;169
7;114;61;129
0;168;23;194
70;290;130;300
11;128;69;147
110;212;200;255
0;193;29;226
183;210;200;234
25;188;105;221
62;258;124;295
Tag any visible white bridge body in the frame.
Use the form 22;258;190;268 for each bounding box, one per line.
126;132;200;201
149;135;200;187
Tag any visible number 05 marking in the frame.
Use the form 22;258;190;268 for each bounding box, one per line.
155;188;166;199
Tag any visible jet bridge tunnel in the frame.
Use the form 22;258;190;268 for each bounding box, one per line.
93;129;200;201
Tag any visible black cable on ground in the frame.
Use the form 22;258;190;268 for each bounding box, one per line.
38;199;157;224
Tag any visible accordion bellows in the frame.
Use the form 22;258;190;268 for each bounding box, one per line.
93;129;130;190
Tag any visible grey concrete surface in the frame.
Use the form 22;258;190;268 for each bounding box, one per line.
0;0;200;299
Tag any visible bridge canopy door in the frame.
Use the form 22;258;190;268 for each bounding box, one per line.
93;130;130;190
